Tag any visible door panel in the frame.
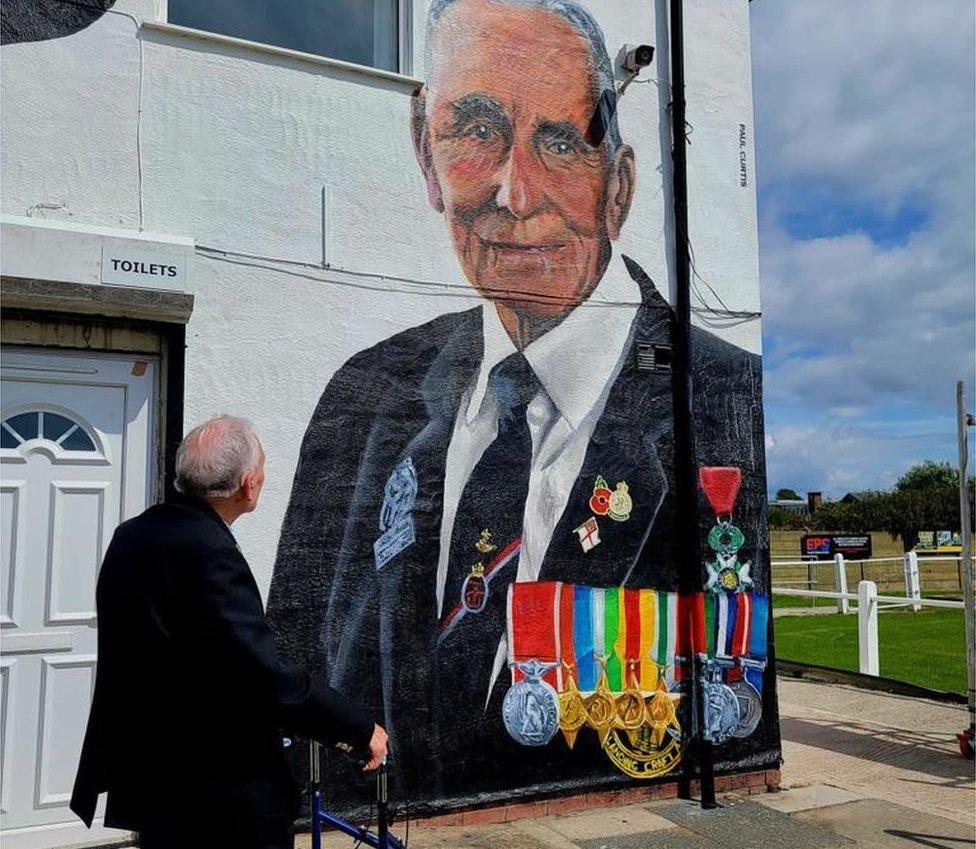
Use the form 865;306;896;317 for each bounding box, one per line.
1;349;157;848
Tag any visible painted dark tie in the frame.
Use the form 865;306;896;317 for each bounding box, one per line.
433;351;540;760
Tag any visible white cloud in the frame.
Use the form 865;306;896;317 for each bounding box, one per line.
750;0;976;494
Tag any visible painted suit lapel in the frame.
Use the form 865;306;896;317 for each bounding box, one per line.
540;280;676;589
372;309;483;761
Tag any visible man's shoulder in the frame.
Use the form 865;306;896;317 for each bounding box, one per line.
332;307;479;381
690;323;760;370
113;501;230;550
316;307;480;412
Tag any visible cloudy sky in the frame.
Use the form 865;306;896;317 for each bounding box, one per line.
748;0;976;498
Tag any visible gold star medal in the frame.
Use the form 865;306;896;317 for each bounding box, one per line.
615;663;647;746
557;663;588;750
584;658;617;747
645;672;682;748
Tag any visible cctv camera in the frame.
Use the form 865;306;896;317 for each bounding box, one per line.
623;44;654;72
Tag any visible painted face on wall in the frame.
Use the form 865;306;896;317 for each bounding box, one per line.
413;0;636;323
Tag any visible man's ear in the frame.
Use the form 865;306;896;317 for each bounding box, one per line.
411;86;444;213
604;144;636;240
240;470;257;503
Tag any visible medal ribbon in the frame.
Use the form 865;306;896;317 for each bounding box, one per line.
592;589;606;681
698;466;743;518
558;583;575;691
639;589;657;690
605;588;622;690
437;537;522;642
574;585;597;691
704;593;717;659
729;591;751;681
624;588;641;688
507;581;559;689
746;592;769;692
669;592;681;686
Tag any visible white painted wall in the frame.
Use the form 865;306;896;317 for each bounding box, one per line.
1;0;762;599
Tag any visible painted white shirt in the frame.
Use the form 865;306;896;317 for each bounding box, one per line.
433;262;643;701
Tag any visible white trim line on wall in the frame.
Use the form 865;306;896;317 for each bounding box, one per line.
141;21;424;92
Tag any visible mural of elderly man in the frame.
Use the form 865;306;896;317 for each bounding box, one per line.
269;0;769;804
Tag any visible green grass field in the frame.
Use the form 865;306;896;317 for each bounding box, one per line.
774;607;968;695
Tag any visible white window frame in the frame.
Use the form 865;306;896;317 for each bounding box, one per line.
157;0;414;77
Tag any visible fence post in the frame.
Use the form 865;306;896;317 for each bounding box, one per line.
903;551;921;612
834;553;849;614
858;580;879;676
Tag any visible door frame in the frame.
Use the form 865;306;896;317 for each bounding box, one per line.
1;297;189;848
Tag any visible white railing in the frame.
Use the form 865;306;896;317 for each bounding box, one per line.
771;552;972;613
771;580;965;676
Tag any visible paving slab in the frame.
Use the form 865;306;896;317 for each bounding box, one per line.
309;821;552;849
796;798;976;849
777;677;974;827
545;806;675;840
754;783;859;813
576;829;706;849
653;799;850;849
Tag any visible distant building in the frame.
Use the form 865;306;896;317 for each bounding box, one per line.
841;491;876;504
768;497;808;513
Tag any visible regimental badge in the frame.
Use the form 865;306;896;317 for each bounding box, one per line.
462;562;487;613
475;528;497;555
462;530;498;612
574;516;601;552
374;457;418;569
502;660;560;747
607;482;633;522
604;673;684;780
590;476;633;522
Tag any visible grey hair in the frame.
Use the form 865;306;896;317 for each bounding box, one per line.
425;0;622;155
174;415;261;499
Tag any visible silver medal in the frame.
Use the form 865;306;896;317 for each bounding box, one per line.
502;660;559;747
730;680;762;738
702;677;739;745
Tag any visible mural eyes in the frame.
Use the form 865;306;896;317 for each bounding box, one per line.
547;140;575;157
467;123;494;142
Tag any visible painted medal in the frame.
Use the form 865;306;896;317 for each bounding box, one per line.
702;676;740;744
557;665;588;750
502;660;559;747
584;665;617;745
729;679;762;738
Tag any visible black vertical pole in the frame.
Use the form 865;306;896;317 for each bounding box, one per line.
668;0;717;809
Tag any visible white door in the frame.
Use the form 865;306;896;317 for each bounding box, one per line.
1;348;157;849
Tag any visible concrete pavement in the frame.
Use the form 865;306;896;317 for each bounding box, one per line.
304;676;976;848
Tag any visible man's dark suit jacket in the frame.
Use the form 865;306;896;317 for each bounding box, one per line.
268;257;778;808
71;493;375;832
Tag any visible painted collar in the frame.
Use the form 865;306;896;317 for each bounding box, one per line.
466;257;641;430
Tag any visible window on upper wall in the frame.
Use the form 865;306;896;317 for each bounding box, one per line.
168;0;402;73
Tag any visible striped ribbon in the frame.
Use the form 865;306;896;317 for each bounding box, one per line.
746;593;769;692
507;582;720;695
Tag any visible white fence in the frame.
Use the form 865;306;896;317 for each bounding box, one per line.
771;553;970;615
771;580;966;677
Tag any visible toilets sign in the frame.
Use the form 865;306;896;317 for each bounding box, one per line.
100;244;189;290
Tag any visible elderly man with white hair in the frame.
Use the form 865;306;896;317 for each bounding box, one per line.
72;415;387;849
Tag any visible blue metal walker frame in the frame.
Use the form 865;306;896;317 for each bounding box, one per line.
308;741;405;849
